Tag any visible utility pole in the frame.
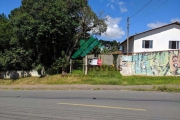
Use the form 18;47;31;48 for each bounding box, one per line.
85;55;88;75
127;17;129;55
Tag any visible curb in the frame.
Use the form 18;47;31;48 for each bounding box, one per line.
0;85;180;90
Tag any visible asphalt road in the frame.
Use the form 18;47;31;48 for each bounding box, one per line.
0;90;180;120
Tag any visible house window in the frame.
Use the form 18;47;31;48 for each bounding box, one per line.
122;46;124;52
169;41;179;49
142;40;153;48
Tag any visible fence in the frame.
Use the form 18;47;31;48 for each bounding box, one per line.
87;54;121;70
120;50;180;76
87;50;180;76
1;50;179;78
0;70;40;79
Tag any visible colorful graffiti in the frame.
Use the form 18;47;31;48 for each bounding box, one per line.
121;50;180;76
170;51;180;75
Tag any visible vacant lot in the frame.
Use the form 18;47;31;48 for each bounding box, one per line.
0;70;180;85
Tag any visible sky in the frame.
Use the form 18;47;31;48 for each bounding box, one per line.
0;0;180;43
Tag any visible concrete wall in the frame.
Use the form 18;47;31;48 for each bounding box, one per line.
87;54;121;69
0;70;40;79
120;50;180;76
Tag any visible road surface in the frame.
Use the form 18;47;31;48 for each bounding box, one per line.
0;90;180;120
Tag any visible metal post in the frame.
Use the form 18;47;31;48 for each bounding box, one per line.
70;59;72;74
85;55;88;75
127;17;129;55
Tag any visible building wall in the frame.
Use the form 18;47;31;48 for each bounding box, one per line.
120;50;180;76
134;24;180;53
121;37;134;53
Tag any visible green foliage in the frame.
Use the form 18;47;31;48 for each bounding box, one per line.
52;51;69;73
0;0;107;72
98;40;121;54
0;47;33;70
0;14;13;53
34;64;43;74
72;70;84;75
72;60;83;70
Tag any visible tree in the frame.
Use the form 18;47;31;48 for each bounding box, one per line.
52;51;69;74
98;40;120;54
64;0;107;60
8;0;107;73
0;47;33;70
0;14;12;53
0;13;34;71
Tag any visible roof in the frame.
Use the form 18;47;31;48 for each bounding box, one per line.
120;22;180;45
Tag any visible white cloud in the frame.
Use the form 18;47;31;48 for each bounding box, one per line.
147;21;167;29
120;6;128;13
102;15;125;39
118;1;128;13
118;1;124;5
171;18;180;23
107;0;128;13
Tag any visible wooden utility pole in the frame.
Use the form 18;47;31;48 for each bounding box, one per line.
127;17;129;55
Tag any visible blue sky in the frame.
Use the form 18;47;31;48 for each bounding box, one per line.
0;0;180;42
89;0;180;42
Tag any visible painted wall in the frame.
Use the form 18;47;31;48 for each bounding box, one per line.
120;50;180;76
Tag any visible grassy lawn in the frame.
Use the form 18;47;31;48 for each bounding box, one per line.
0;69;180;86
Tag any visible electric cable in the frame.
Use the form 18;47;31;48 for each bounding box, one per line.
130;0;153;18
131;0;168;24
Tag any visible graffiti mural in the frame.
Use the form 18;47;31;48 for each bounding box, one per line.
169;51;180;75
121;50;180;76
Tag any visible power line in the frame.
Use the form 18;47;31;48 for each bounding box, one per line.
131;0;168;24
130;0;153;18
134;0;161;19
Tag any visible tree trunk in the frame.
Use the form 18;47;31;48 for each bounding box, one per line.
66;34;81;61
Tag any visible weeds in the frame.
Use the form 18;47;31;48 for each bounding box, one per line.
0;70;180;86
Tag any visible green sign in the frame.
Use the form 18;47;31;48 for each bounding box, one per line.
71;36;99;58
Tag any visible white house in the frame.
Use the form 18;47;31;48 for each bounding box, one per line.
121;22;180;54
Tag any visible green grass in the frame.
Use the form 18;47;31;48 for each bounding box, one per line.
0;69;180;86
120;76;180;85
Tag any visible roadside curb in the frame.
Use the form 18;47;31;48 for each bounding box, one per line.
0;85;180;91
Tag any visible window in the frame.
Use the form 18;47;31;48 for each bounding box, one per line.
169;41;179;49
122;46;124;52
142;40;153;48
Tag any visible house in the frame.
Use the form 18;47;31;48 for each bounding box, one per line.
121;22;180;54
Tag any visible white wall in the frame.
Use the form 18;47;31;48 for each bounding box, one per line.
134;24;180;53
0;70;40;79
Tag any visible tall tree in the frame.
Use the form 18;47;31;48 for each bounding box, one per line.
0;13;12;53
8;0;107;72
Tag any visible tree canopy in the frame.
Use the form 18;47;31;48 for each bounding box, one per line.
0;0;107;73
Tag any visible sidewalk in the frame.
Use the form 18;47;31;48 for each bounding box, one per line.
0;84;180;90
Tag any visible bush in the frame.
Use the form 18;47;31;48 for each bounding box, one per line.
46;67;57;75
